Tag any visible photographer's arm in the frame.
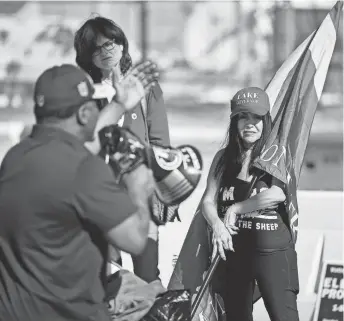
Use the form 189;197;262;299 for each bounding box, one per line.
73;158;155;256
107;166;155;255
85;101;125;155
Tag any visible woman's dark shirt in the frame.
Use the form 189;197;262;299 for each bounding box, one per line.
217;175;292;252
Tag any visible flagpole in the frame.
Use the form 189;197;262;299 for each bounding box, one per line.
191;254;221;319
191;175;259;319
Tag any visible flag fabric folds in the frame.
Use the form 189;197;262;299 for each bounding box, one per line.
254;1;343;242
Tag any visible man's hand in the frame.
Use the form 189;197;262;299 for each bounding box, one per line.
86;61;158;155
113;61;159;111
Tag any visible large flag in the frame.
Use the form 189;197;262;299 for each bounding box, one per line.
254;1;343;242
168;2;343;320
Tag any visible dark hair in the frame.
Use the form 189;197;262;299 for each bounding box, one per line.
214;112;272;186
74;16;132;83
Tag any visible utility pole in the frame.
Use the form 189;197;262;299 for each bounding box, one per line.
140;1;148;61
273;1;295;71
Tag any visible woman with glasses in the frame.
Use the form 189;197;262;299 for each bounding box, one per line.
74;16;171;283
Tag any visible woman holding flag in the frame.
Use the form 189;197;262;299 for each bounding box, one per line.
201;87;299;321
171;3;342;321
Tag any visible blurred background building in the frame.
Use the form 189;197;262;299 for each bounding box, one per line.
0;0;342;186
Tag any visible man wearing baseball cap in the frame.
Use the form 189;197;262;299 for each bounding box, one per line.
0;62;160;321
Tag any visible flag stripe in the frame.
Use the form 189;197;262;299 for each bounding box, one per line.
310;14;337;99
284;49;318;178
330;1;344;26
293;61;319;177
266;32;314;114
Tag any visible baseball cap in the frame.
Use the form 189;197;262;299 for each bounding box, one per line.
230;87;270;118
34;64;116;116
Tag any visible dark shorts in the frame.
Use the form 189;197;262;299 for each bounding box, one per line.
112;238;160;284
132;238;160;283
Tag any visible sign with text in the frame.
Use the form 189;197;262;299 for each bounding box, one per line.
313;261;343;321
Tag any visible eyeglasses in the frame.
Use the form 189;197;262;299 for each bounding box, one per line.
93;40;119;57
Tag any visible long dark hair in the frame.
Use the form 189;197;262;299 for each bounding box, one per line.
74;16;132;83
214;112;272;187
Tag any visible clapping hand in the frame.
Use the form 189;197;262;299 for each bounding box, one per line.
86;61;159;155
113;61;159;111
